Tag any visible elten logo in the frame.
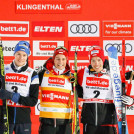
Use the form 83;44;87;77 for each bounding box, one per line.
32;21;65;37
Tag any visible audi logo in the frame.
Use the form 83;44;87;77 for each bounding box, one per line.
105;43;132;53
70;24;98;34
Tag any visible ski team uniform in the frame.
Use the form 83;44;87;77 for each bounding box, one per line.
77;66;117;134
38;58;72;134
0;61;39;134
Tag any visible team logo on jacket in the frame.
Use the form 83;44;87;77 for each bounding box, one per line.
86;77;109;87
42;90;69;104
48;77;65;85
5;73;28;83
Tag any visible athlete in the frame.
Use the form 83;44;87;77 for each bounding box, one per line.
121;71;134;105
0;41;39;134
38;46;73;134
77;46;123;134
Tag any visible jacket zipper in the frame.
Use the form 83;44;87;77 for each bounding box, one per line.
95;103;97;126
95;73;98;126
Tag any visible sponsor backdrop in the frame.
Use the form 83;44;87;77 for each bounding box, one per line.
1;0;134;133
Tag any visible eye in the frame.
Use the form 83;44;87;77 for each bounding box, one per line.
91;59;95;63
55;58;60;61
62;58;66;61
23;54;27;57
17;53;20;56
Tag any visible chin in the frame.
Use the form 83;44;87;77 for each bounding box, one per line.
57;66;65;70
94;69;101;73
17;63;25;67
58;68;64;70
18;64;23;67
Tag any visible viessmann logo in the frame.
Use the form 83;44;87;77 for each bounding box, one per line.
48;77;65;85
5;73;28;83
86;77;109;87
103;21;134;37
105;23;132;29
0;21;29;37
39;42;57;51
42;91;69;104
32;21;64;37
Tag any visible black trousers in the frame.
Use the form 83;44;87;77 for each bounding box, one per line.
9;123;31;134
83;124;117;134
39;123;72;134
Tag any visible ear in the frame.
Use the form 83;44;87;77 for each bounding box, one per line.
28;50;31;56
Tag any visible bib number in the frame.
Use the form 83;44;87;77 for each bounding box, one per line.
93;90;100;98
11;86;18;93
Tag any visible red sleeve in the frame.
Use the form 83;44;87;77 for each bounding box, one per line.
126;81;132;96
77;69;85;86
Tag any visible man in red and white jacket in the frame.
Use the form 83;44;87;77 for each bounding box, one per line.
76;46;133;134
38;46;73;134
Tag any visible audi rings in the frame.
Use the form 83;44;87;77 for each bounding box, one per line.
70;24;98;34
105;43;132;53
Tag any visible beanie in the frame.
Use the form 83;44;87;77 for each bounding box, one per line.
53;47;68;61
14;41;30;56
88;46;105;64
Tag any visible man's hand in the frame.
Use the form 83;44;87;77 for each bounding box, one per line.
69;76;76;83
0;89;20;103
121;95;134;105
0;89;12;100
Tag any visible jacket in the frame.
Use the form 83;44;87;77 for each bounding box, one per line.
77;60;117;126
38;58;73;125
5;61;39;124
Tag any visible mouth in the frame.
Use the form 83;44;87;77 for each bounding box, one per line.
95;66;100;69
58;64;63;67
18;61;24;64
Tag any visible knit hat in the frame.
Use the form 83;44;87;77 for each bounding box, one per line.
53;46;68;61
88;46;105;64
14;41;30;56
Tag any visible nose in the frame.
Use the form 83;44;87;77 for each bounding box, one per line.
59;59;62;63
20;55;24;60
95;61;99;65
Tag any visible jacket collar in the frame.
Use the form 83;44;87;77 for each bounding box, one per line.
44;57;70;75
11;60;28;73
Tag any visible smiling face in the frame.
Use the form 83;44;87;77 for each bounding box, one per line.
54;54;67;70
91;57;103;73
14;51;28;67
